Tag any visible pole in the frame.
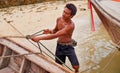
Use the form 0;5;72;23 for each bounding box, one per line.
88;0;95;31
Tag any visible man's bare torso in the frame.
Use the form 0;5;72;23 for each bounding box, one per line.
56;17;74;43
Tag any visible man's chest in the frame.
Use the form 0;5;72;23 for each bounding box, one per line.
57;21;67;30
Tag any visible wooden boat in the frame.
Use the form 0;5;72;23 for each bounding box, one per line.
0;38;73;73
91;0;120;46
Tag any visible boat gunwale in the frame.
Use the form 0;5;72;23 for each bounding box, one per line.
0;38;74;73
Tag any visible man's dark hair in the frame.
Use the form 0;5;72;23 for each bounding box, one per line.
65;3;77;16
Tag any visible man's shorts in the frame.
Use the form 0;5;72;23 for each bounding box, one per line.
55;43;79;66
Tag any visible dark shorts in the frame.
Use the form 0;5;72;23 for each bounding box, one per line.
55;43;79;66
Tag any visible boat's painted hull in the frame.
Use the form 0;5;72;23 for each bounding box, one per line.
91;0;120;46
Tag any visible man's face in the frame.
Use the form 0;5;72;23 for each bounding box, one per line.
62;8;72;20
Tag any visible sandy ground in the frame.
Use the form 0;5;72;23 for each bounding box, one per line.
0;1;120;73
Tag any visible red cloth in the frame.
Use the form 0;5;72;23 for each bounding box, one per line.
113;0;120;2
88;0;95;31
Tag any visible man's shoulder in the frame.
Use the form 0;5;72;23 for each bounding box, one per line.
70;20;75;26
57;17;61;20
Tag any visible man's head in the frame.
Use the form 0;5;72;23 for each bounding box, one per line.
65;3;77;16
62;3;77;20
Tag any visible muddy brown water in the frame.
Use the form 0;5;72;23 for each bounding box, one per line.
0;1;120;73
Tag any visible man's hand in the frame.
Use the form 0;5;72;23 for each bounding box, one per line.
43;29;52;34
26;35;31;39
31;37;40;42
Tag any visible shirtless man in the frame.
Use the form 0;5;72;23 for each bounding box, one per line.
31;3;79;73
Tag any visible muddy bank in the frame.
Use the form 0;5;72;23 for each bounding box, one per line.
0;0;64;8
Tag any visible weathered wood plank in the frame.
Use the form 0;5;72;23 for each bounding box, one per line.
0;67;15;73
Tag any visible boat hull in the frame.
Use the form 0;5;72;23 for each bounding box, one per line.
0;38;73;73
91;0;120;46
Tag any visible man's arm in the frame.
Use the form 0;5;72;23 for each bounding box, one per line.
31;24;73;42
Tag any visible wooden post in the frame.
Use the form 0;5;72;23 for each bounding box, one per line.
88;0;95;31
0;46;12;69
0;44;4;56
19;57;31;73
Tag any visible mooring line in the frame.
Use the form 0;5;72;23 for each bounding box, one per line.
38;42;73;71
25;39;55;60
4;19;24;36
0;36;26;39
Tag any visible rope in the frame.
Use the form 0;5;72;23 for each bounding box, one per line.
0;29;44;39
37;42;42;53
31;30;44;36
0;36;26;39
38;42;73;71
4;19;24;36
26;39;55;60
